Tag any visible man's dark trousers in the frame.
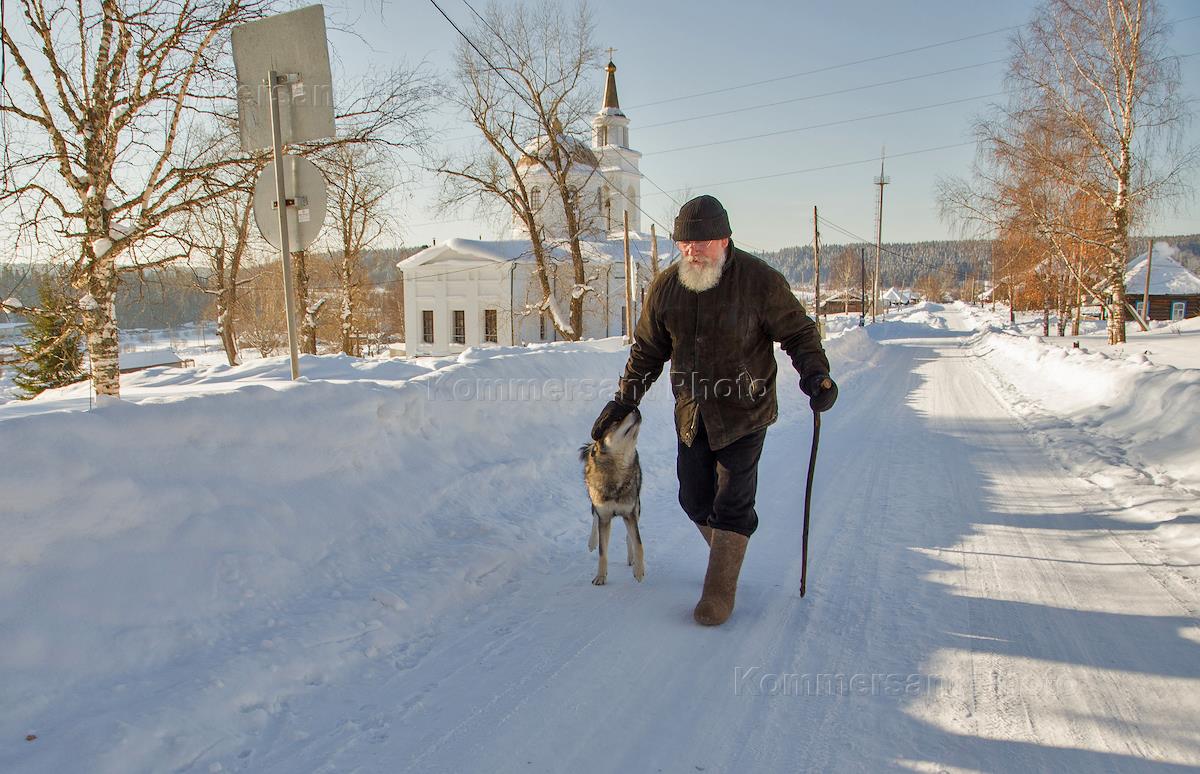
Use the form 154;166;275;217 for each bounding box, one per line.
677;413;768;538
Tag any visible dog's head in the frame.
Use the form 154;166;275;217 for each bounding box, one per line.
578;406;642;464
600;406;641;452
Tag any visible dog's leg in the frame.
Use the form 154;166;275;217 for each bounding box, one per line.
626;501;645;582
626;513;635;567
588;505;599;553
593;515;612;586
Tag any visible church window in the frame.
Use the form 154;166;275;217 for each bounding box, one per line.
530;186;542;209
484;309;498;343
422;310;434;344
453;310;466;344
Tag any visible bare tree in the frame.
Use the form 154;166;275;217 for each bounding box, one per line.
999;0;1193;343
321;144;393;355
190;164;264;366
0;0;276;400
435;0;600;341
238;261;286;358
832;247;859;315
289;65;435;355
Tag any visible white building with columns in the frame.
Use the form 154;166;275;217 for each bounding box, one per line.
399;58;673;357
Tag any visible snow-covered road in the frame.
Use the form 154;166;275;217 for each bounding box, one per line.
231;309;1200;773
3;307;1198;773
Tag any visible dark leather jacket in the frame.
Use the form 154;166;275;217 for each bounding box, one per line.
616;242;830;450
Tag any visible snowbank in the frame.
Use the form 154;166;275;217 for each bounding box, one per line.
0;333;879;772
965;314;1200;492
0;342;634;772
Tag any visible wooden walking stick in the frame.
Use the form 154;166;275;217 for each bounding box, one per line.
800;378;830;597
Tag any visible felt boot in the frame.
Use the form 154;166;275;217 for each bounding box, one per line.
693;529;749;626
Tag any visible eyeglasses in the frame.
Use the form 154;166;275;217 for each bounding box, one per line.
675;239;725;251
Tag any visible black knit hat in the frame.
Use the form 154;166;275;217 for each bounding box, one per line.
672;194;732;241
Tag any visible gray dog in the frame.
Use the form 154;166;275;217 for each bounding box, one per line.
579;407;644;585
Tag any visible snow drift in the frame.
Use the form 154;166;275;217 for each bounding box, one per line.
964;319;1200;493
0;332;880;773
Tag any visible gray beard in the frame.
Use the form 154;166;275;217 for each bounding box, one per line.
678;254;726;292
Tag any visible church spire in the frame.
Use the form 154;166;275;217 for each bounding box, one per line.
602;57;623;114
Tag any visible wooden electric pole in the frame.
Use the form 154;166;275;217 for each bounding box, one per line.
812;205;822;337
650;223;660;277
624;211;633;344
859;247;866;327
872;151;890;323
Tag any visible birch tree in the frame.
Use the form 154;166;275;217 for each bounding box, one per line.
999;0;1193;343
0;0;273;400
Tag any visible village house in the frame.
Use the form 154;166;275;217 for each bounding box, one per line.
1126;243;1200;322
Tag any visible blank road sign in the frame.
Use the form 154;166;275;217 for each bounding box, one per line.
253;155;328;251
232;5;335;151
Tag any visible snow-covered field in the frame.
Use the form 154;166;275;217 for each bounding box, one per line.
1;304;1197;772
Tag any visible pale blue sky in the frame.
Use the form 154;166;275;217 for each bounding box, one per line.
323;0;1200;252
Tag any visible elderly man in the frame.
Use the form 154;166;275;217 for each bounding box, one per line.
591;194;836;626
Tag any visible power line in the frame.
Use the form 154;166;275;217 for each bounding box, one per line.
627;25;1020;110
638;59;1007;131
816;214;972;284
642;92;1003;157
426;0;533;113
626;13;1200;112
641;140;975;197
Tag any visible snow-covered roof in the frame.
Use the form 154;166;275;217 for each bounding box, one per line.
518;133;599;171
399;235;678;271
118;349;186;370
1125;243;1200;295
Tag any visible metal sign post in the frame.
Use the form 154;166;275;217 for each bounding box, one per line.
232;5;334;379
267;70;302;380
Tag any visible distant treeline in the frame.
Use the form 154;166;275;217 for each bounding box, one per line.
0;246;427;329
3;238;1196;327
1;265;209;328
758;234;1200;288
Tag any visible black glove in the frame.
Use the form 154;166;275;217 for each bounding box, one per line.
801;373;838;413
591;400;635;441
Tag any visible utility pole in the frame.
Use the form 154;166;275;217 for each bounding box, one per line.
859;247;866;327
872;150;890;323
623;210;633;345
649;223;660;277
812;205;822;337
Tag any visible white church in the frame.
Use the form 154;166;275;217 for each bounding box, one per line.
398;59;676;357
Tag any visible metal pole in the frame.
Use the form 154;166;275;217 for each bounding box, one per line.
267;69;302;380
